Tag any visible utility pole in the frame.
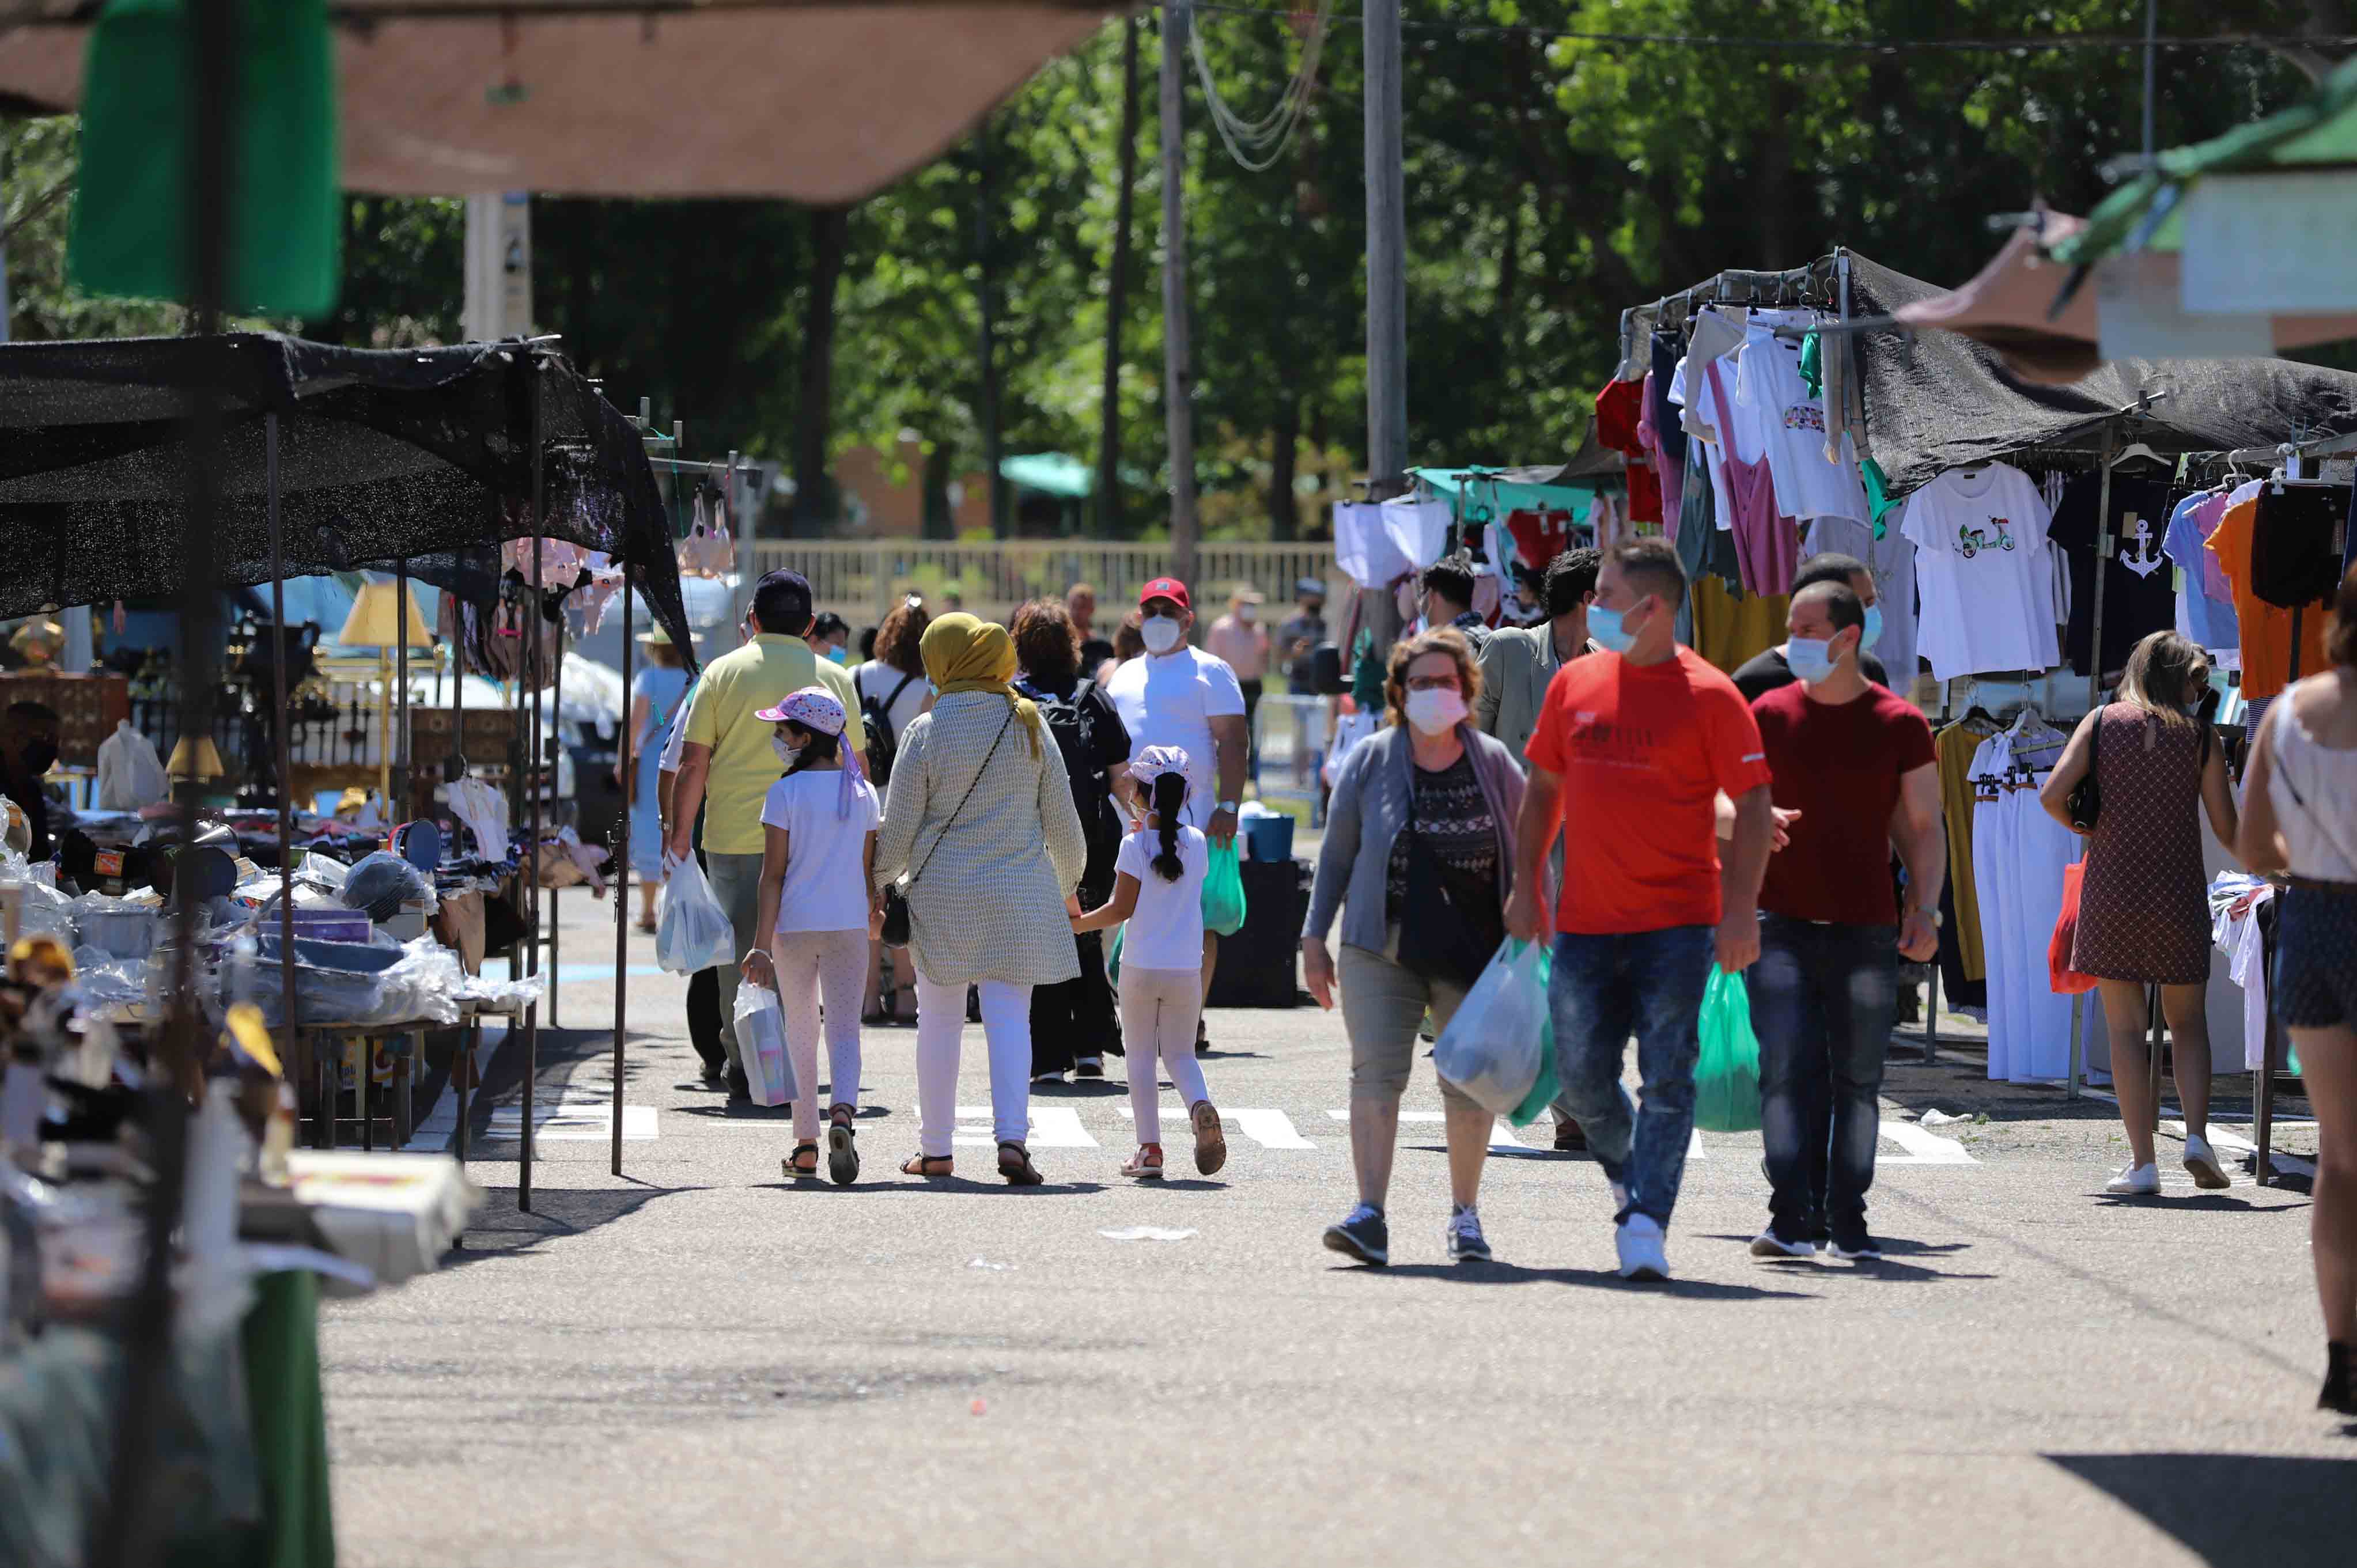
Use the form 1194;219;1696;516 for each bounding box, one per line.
1159;1;1199;588
1363;0;1407;503
977;120;1008;538
1096;13;1143;538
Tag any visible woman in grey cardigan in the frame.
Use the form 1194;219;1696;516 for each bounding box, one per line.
875;615;1087;1185
1302;628;1528;1267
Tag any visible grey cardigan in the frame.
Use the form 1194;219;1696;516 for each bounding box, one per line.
1303;722;1527;955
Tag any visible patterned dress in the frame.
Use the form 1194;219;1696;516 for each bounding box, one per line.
2070;705;2212;984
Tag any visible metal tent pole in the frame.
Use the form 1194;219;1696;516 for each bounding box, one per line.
612;574;632;1177
2087;421;2116;715
395;559;412;819
268;415;301;1120
547;620;563;1027
451;616;469;1174
520;358;548;1211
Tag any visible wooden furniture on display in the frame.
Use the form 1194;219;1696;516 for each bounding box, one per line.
0;671;131;768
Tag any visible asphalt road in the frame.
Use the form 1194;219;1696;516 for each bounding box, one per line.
323;885;2355;1567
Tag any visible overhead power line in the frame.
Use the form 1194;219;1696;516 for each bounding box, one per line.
1187;6;2357;56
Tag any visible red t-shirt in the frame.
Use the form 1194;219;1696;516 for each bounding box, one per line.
1592;378;1662;524
1750;681;1937;925
1525;646;1772;934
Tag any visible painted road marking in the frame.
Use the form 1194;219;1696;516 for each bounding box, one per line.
2165;1120;2257;1153
952;1105;1099;1148
1878;1122;1977;1165
1119;1107;1315;1149
483;1102;658;1141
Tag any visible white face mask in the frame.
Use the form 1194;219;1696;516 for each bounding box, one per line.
1141;615;1185;654
1237;604;1258;624
773;735;800;765
1403;687;1468;735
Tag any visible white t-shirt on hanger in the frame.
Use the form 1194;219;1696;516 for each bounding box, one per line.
1900;463;2063;680
1735;317;1870;525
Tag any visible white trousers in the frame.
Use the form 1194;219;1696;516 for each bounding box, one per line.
1118;966;1210;1144
773;928;867;1140
915;976;1036;1158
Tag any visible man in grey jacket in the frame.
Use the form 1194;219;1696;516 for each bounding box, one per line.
1477;547;1600;764
1476;546;1599;1150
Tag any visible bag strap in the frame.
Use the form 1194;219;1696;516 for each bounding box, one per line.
881;669;921;715
906;707;1016;889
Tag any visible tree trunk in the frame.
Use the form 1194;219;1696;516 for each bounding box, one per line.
1096;14;1144;539
792;205;852;535
1269;395;1300;541
921;438;956;540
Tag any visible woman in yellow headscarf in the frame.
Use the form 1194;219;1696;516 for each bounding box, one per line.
876;612;1088;1185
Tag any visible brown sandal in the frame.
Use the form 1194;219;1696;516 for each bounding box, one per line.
997;1141;1045;1187
784;1141;820;1179
901;1152;954;1179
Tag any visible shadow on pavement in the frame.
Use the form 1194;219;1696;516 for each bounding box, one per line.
1353;1262;1817;1301
443;1183;703;1270
2048;1453;2357;1564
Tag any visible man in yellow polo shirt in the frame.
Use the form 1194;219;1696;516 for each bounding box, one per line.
666;569;866;1096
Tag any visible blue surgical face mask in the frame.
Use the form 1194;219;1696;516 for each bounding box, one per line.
826;645;848;665
1785;635;1836;684
1860;604;1884;652
1588;600;1641;654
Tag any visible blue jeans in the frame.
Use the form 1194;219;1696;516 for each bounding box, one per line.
1548;925;1716;1226
1747;914;1899;1239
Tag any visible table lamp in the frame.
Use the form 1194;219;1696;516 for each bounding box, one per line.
167;735;225;807
337;579;434;810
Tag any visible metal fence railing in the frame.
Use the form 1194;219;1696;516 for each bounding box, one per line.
741;540;1345;632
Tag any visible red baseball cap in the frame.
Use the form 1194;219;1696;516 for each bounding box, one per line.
1138;577;1190;611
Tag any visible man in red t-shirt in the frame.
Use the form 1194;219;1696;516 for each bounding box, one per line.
1745;580;1944;1264
1507;537;1774;1282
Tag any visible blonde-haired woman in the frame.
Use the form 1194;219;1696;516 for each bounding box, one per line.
1301;627;1527;1265
2040;630;2239;1195
873;613;1087;1185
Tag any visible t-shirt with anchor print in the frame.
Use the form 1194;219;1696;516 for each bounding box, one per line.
2051;471;2178;681
1900;461;2062;681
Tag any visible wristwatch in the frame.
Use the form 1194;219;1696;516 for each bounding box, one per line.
1216;799;1240;815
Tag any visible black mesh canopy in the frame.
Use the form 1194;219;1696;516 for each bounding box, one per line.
0;332;696;665
1848;253;2357;495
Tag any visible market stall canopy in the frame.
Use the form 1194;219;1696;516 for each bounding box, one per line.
1850;251;2357;496
0;332;697;660
0;0;1116;202
1408;465;1595;518
1000;451;1094;499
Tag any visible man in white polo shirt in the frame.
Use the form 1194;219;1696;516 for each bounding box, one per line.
1105;577;1249;1031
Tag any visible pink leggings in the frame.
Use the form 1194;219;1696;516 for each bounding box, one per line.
771;928;867;1139
1117;966;1210;1143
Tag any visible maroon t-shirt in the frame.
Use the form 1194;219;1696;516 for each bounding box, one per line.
1751;680;1936;925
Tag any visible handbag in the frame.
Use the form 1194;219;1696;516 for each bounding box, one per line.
880;708;1015;949
1394;816;1504;991
2067;699;2105;832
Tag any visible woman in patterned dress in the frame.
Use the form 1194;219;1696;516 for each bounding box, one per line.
873;614;1087;1186
2041;632;2240;1195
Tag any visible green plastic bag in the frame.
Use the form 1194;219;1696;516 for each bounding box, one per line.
1507;943;1558;1127
1693;965;1762;1134
1106;925;1123;982
1202;840;1247;937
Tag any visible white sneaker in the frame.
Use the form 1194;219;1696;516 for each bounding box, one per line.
2182;1135;2231;1190
2105;1162;2160;1196
1616;1214;1670;1281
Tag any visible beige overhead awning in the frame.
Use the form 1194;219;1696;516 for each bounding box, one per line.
0;1;1116;202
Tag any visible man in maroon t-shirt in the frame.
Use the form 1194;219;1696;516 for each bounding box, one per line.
1746;581;1944;1263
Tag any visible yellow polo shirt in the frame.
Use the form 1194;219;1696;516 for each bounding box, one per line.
683;634;867;855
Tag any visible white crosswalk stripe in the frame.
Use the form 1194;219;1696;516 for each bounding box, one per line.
1118;1107;1316;1148
955;1105;1099;1147
1877;1122;1977;1165
484;1102;658;1141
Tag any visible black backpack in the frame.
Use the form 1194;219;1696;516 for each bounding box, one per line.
1030;679;1121;877
859;668;922;786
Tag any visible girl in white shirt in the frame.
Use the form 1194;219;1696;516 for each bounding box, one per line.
744;687;882;1187
1072;747;1227;1180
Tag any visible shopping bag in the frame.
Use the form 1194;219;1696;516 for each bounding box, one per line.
1201;839;1247;937
1107;925;1123;983
1507;941;1558;1127
732;983;798;1108
1431;939;1549;1116
1693;965;1762;1134
654;857;735;975
2048;862;2100;995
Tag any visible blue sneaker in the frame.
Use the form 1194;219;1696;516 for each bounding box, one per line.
1323;1203;1389;1266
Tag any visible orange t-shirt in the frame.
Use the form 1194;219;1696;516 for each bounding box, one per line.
2208;496;2333;700
1524;645;1773;935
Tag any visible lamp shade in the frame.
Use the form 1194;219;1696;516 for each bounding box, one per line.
167;736;224;781
336;580;434;650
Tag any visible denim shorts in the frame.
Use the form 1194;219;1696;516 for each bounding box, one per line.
2273;882;2357;1031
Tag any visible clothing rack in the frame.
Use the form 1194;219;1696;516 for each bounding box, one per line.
1615;252;1848;376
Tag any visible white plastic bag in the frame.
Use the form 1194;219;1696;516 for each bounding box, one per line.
655;857;735;975
95;721;169;810
732;983;797;1108
1431;939;1548;1115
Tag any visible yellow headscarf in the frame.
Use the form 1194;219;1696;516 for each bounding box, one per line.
920;612;1043;757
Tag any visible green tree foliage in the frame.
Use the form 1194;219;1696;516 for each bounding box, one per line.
6;2;2347;542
